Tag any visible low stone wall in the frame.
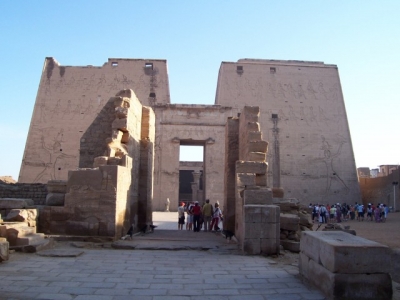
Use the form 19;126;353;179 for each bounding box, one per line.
300;231;392;299
0;182;47;205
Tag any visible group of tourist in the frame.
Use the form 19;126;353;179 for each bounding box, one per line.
177;199;223;232
310;202;390;224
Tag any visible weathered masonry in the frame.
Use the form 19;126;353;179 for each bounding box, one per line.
19;57;361;212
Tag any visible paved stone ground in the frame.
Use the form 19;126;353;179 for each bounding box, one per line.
0;212;326;300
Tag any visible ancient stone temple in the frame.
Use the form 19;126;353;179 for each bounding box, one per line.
19;57;361;214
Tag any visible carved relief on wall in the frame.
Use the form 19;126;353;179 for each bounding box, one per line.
313;135;350;195
23;126;77;183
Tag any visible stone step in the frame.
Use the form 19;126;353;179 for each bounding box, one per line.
14;233;46;246
10;237;55;253
3;222;37;236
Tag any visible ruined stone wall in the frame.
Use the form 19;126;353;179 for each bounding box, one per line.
233;106;279;255
153;104;233;211
0;182;47;205
359;168;400;210
216;59;361;205
224;118;239;232
19;57;170;184
39;90;149;238
138;106;155;228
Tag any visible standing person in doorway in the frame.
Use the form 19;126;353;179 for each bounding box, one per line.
202;199;213;232
186;201;194;231
210;203;222;232
178;202;185;230
192;201;202;232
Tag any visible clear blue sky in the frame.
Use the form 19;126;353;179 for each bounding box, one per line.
1;1;399;180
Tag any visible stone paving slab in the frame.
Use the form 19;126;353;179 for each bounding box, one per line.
0;245;326;300
36;249;85;257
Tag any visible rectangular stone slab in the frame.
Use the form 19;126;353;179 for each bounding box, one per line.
301;231;391;274
0;198;34;209
300;253;392;300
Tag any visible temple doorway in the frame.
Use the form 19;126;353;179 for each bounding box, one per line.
179;144;204;207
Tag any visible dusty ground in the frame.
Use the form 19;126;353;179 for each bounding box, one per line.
312;211;400;249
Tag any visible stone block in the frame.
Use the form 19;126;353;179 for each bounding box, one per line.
260;238;279;255
281;240;300;253
112;118;128;132
0;198;34;209
260;205;280;223
248;140;268;153
280;213;300;231
236;161;267;174
243;188;273;205
113;96;130;108
4;209;38;223
248;131;262;141
244;205;262;222
243;238;260;255
255;174;267;186
272;187;284;198
67;169;104;192
236;173;256;187
93;156;108;167
244;222;262;239
242;106;260;122
301;255;392;300
0;238;9;262
47;180;67;193
298;211;312;227
246;121;260;132
261;223;279;239
0;225;6;237
248;152;266;162
45;193;65;206
301;231;391;274
391;248;400;283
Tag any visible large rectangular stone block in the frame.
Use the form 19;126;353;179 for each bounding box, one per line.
248;152;266;162
243;188;273;205
236;161;267;174
244;205;262;222
260;238;279;255
248;131;262;141
261;223;279;239
301;231;391;274
280;213;300;231
248;140;268;153
260;205;280;223
0;198;34;209
301;254;392;300
243;238;260;255
236;173;256;187
244;223;262;239
255;174;267;186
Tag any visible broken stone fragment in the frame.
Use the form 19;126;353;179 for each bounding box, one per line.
4;209;38;223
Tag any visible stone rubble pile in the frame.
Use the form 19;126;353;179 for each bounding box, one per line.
273;198;313;253
0;198;53;254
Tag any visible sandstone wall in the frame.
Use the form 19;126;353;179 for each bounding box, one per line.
152;105;232;211
138;106;155;227
224;118;239;232
216;59;361;205
359;168;400;210
0;182;47;205
19;58;169;184
234;106;279;255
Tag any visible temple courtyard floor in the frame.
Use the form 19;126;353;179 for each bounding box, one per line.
1;211;400;299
